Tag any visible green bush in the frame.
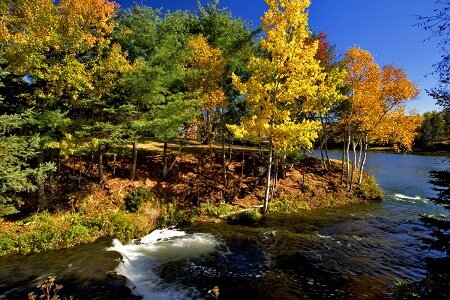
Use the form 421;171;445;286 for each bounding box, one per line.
83;216;104;231
0;235;17;256
26;231;60;253
268;196;311;213
124;187;153;212
160;203;185;227
285;150;307;164
204;203;235;218
65;224;89;242
106;213;136;243
358;176;384;200
21;211;53;228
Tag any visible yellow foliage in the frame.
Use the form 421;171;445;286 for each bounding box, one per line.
0;0;129;105
229;0;336;152
187;35;227;142
341;47;420;151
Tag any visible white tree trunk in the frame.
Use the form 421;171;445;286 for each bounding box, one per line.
263;140;273;214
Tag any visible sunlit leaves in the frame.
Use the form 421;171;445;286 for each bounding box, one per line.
342;47;420;152
229;0;330;152
0;0;128;105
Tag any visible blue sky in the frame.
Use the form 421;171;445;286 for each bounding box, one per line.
118;0;441;114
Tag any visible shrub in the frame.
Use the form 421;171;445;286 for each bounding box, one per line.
204;203;235;218
65;224;89;243
26;231;60;253
83;216;104;231
124;187;153;212
358;176;384;200
160;203;185;227
28;275;72;300
268;196;311;213
106;213;135;243
0;235;17;256
285;150;307;164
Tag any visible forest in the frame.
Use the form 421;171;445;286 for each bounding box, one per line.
0;0;444;264
1;0;450;299
0;0;424;215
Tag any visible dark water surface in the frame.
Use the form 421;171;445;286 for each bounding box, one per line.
0;152;448;299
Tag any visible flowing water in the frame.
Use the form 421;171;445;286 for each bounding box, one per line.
0;152;448;299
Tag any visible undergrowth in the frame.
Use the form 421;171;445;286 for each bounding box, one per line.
268;195;311;213
0;191;161;256
358;176;384;200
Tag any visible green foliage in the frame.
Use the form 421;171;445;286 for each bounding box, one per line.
116;6;197;143
415;111;448;150
105;213;136;243
268;196;311;213
0;100;56;207
203;203;236;218
227;210;262;226
159;203;185;227
124;187;153;212
285;151;308;165
358;176;384;200
65;224;89;244
0;210;142;256
0;235;16;255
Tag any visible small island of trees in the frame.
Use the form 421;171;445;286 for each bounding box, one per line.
0;0;440;257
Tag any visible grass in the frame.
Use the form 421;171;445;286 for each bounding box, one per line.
0;193;161;256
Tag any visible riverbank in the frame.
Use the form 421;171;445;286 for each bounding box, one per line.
0;141;383;256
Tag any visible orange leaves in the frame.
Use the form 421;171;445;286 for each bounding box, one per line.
374;108;423;152
381;65;420;108
58;0;118;47
342;47;421;152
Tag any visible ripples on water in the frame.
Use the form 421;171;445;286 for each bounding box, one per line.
106;193;445;299
0;152;449;299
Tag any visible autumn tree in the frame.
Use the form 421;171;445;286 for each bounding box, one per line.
312;32;346;171
187;35;227;145
230;0;337;213
341;48;420;186
190;1;257;193
0;0;133;196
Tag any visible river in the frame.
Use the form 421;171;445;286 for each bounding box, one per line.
0;151;448;299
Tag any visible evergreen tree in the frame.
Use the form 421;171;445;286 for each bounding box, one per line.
0;64;55;211
115;7;197;179
415;111;448;150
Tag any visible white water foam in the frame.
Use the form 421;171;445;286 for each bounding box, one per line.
393;193;428;203
317;233;334;240
108;229;221;300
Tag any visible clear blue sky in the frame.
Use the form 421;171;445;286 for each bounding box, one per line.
118;0;441;114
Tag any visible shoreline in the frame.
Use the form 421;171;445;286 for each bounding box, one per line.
0;151;383;257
